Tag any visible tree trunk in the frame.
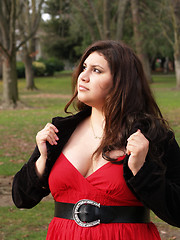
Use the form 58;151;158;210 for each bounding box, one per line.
2;53;18;108
139;53;152;84
116;0;129;40
131;0;152;83
72;0;97;41
171;0;180;89
174;54;180;88
87;0;104;39
24;53;37;90
103;0;110;39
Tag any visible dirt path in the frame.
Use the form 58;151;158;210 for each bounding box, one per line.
1;176;180;239
0;176;53;206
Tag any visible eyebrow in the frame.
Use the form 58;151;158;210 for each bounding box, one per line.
83;62;105;70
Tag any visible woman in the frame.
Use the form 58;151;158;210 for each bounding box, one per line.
12;40;180;239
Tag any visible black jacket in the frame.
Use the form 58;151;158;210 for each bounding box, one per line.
12;109;180;227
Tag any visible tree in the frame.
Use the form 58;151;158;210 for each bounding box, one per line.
116;0;130;40
42;0;81;63
17;0;44;90
0;0;19;108
72;0;127;40
0;0;44;108
171;0;180;88
154;0;180;88
42;0;133;62
131;0;152;83
42;0;175;79
71;0;108;40
72;0;129;41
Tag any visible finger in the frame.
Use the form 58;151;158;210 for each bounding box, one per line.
126;145;137;156
46;129;59;144
37;129;59;145
127;129;142;141
45;123;59;133
43;125;59;141
45;127;59;140
46;134;58;145
126;149;131;155
127;140;141;149
127;135;147;147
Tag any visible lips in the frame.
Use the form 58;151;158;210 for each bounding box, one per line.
79;84;89;91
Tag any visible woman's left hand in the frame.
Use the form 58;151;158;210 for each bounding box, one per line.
126;129;149;176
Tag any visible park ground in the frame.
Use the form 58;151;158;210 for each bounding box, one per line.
0;72;180;239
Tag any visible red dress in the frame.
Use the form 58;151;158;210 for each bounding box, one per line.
47;153;161;240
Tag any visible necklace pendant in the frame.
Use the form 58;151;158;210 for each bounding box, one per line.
95;135;102;140
90;118;103;140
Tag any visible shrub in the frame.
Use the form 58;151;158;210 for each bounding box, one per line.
38;58;64;76
16;62;25;78
33;61;46;76
43;60;55;76
48;58;64;72
16;59;64;78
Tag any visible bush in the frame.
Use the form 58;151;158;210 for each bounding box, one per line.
16;62;25;78
32;61;46;76
38;58;64;76
43;60;55;76
48;58;64;72
16;59;64;78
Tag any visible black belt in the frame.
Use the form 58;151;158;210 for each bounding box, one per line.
54;199;150;227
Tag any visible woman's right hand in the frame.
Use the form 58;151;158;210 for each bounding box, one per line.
35;123;59;179
36;123;59;158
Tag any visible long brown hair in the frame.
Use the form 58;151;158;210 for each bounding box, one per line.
65;40;171;162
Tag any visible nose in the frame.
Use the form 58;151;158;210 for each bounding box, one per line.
79;69;90;82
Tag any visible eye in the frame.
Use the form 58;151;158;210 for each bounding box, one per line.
82;65;87;71
93;68;101;73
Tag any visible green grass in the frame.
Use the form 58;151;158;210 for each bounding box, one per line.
0;73;180;239
0;201;53;240
0;72;72;176
151;74;180;142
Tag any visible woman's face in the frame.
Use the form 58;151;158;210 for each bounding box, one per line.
77;51;113;109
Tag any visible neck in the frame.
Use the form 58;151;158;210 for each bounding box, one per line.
90;108;105;139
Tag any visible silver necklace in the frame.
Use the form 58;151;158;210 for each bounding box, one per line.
90;119;103;139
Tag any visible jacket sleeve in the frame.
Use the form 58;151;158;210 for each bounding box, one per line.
124;134;180;227
12;146;50;209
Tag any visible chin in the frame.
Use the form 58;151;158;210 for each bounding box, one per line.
77;94;103;109
77;97;91;108
78;94;88;104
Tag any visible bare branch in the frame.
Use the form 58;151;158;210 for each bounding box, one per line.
103;0;111;39
139;0;174;47
170;0;180;52
0;42;10;58
16;0;44;52
2;0;11;16
0;1;9;45
162;29;174;46
116;0;129;40
0;0;10;56
16;0;25;20
9;0;16;54
72;0;97;41
86;0;104;39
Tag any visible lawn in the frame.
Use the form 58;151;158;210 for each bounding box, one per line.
0;72;180;239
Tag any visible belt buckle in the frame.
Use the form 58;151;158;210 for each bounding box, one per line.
72;199;101;227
